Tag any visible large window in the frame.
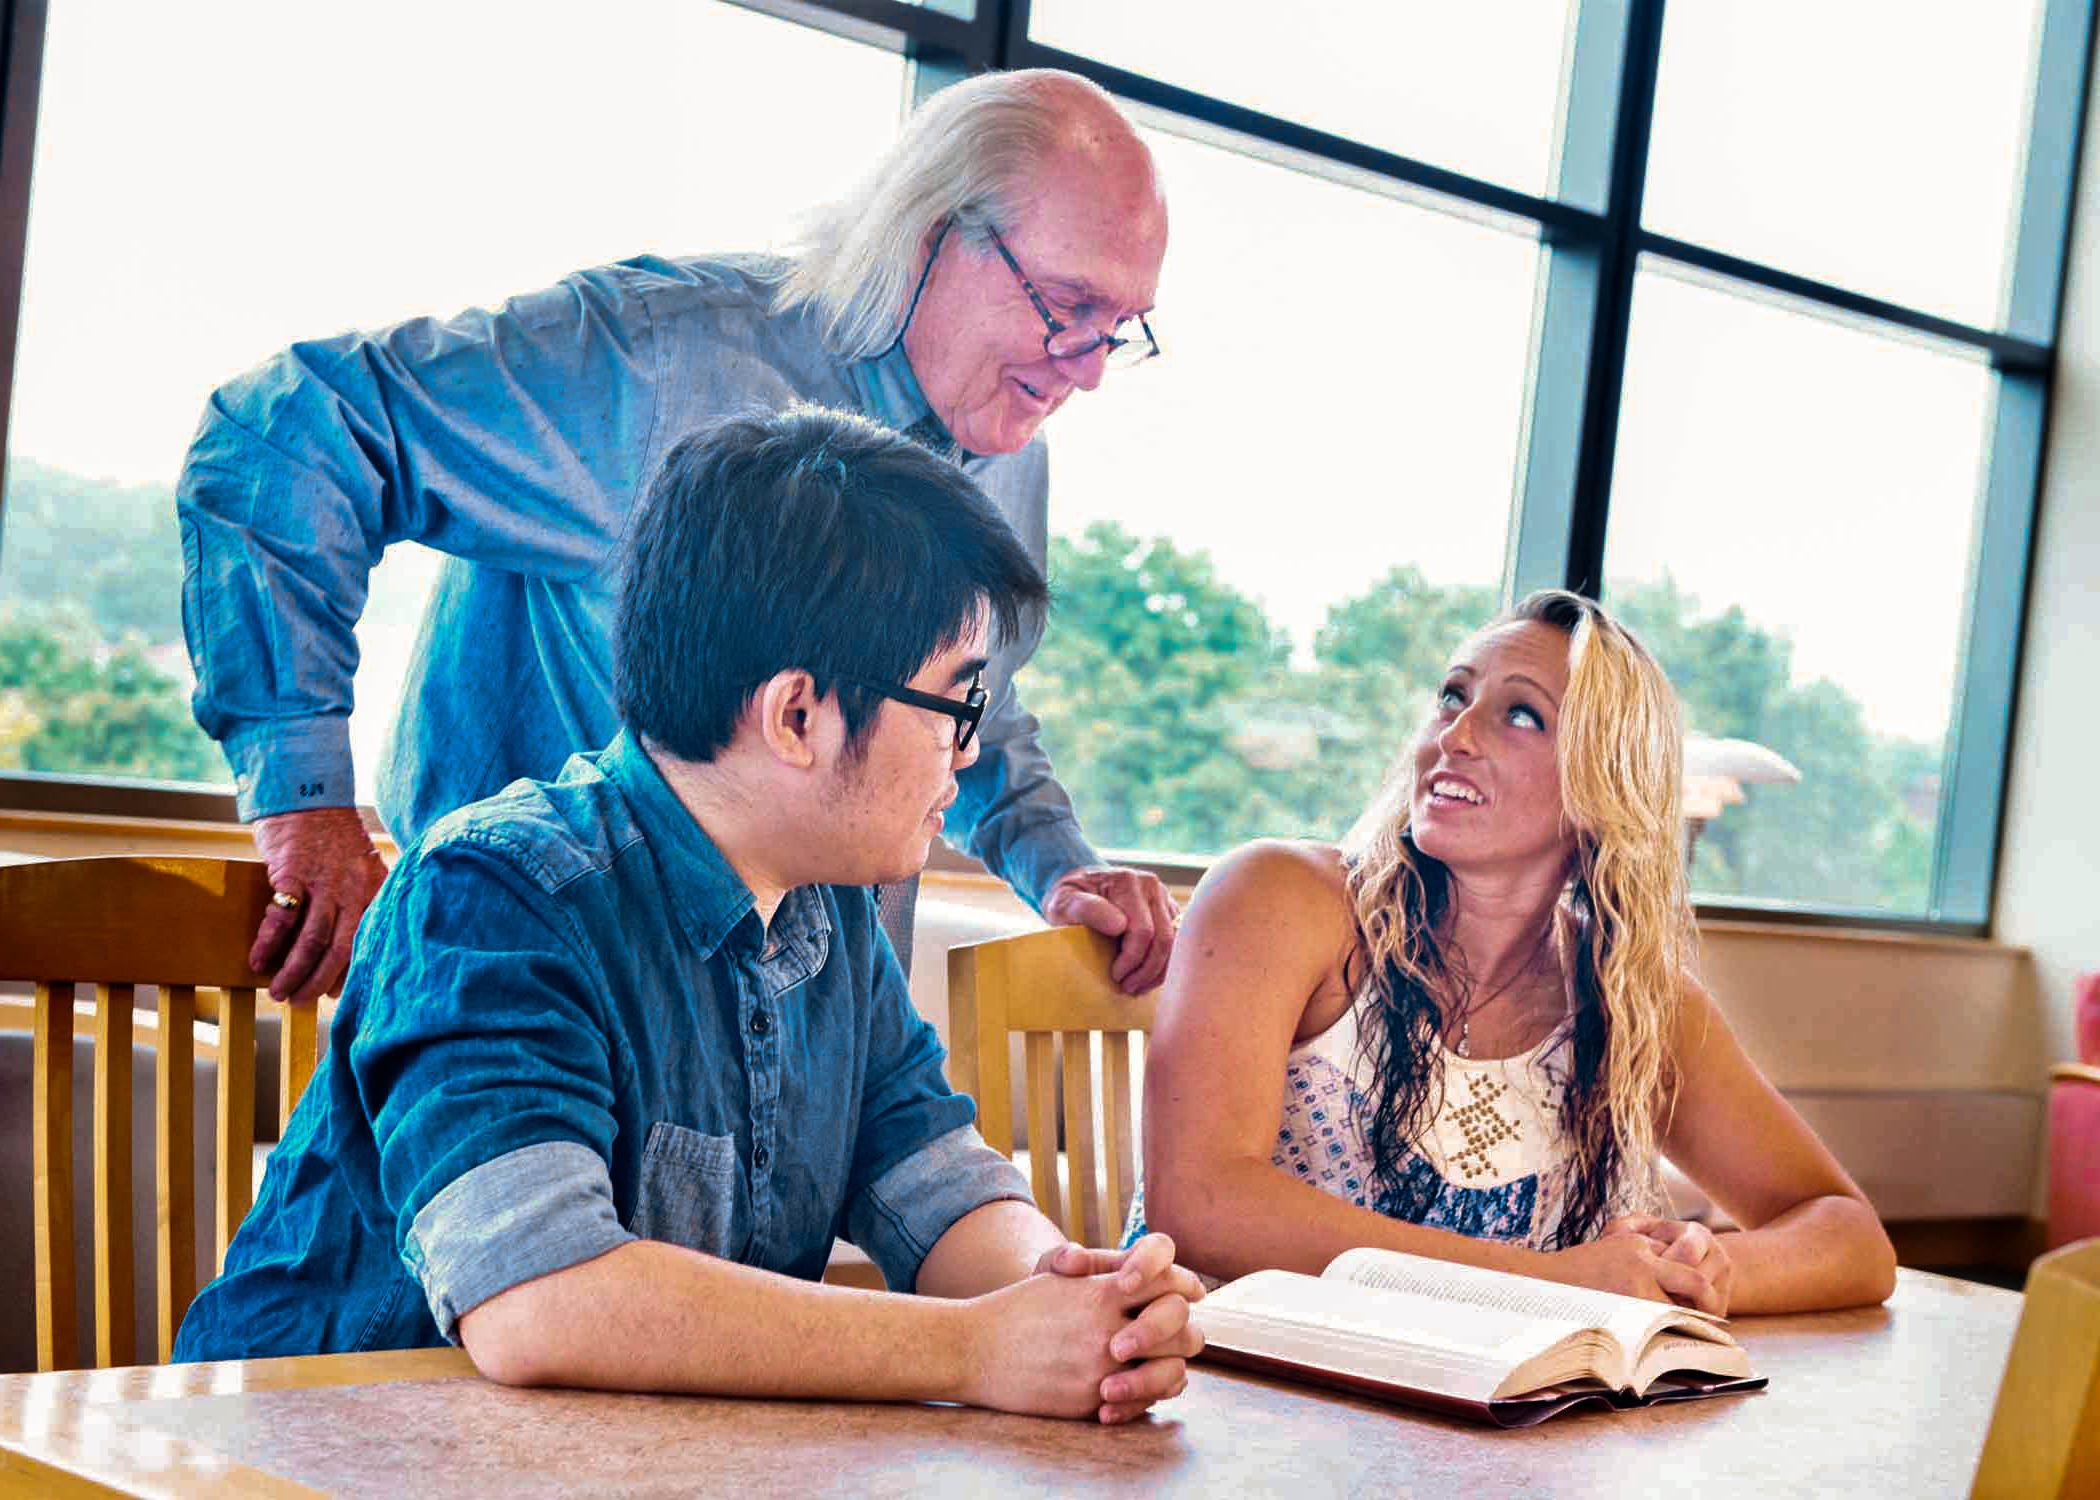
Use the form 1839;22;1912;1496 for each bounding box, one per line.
1642;0;2045;328
1033;125;1537;857
1027;0;1574;194
1604;267;1995;915
1007;0;2084;928
0;0;906;803
0;0;2087;931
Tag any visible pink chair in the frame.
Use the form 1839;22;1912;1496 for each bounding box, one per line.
2047;974;2100;1250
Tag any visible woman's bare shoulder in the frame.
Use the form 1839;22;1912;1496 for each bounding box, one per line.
1194;837;1350;909
1161;840;1358;1043
1180;839;1357;977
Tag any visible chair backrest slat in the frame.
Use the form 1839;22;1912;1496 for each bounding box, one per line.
1023;1032;1063;1230
278;996;320;1136
93;983;137;1368
1059;1031;1098;1245
156;983;198;1364
948;926;1159;1251
949;937;1014;1154
32;981;78;1373
1101;1031;1137;1236
214;988;257;1278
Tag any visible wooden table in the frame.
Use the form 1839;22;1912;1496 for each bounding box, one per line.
0;1269;2019;1498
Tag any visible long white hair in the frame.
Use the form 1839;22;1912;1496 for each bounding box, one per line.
772;69;1126;358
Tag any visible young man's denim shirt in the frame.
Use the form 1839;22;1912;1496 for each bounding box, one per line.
174;730;1032;1360
175;254;1095;919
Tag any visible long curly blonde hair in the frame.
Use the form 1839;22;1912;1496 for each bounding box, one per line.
1340;589;1694;1245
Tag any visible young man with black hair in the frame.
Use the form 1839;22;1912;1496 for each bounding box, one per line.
174;406;1202;1424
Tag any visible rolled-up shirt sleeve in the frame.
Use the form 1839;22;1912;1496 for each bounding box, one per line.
350;832;633;1340
406;1141;636;1343
846;1124;1032;1294
843;924;1031;1290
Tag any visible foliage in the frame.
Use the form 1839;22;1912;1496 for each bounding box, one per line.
1023;520;1299;852
0;457;185;643
0;604;223;783
1295;566;1501;832
1608;578;1938;911
1024;532;1940;914
0;456;1944;910
0;458;228;785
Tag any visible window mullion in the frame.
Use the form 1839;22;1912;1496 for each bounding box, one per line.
0;0;49;547
1507;0;1660;602
1938;373;2051;924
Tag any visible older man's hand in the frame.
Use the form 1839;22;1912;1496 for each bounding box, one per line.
250;807;389;1007
1042;865;1178;994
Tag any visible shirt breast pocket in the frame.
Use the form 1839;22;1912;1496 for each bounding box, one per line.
633;1122;749;1260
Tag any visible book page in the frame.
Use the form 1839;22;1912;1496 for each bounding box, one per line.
1194;1270;1586;1403
1629;1332;1752;1395
1324;1246;1734;1379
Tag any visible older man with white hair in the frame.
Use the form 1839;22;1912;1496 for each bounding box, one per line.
178;68;1176;1003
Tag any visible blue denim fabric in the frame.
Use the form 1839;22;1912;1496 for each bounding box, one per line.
173;729;1032;1360
177;252;1095;913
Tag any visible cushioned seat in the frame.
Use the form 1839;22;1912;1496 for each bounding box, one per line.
2046;973;2100;1252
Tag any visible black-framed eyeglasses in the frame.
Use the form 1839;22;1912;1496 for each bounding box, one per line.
840;672;988;751
984;223;1160;370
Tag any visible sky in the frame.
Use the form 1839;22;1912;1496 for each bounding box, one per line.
0;0;2049;794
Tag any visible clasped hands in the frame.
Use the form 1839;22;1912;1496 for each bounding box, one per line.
972;1231;1205;1425
1550;1214;1735;1316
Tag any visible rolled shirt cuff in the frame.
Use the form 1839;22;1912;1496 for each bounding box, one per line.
846;1124;1034;1292
222;715;358;822
404;1140;637;1342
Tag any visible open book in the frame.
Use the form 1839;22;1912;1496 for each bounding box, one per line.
1191;1247;1765;1427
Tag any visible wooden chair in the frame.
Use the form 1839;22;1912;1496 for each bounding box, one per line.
947;925;1157;1247
1973;1237;2100;1497
1;856;322;1371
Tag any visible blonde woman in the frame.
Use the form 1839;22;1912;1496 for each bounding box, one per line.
1135;590;1895;1314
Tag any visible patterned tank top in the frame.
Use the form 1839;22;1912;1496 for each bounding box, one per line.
1124;986;1666;1253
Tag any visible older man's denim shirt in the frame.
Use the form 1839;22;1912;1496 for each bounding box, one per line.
173;730;1032;1361
176;252;1095;913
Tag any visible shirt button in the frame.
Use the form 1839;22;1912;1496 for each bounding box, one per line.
753;1145;770;1170
750;1010;772;1035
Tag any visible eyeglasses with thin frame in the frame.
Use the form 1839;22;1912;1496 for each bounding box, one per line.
839;671;988;752
885;218;1161;370
983;223;1160;370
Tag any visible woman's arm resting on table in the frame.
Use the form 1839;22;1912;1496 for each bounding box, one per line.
1658;977;1899;1314
1140;841;1717;1307
458;1205;1202;1424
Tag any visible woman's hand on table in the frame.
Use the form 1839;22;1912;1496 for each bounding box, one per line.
966;1231;1205;1423
1605;1214;1735;1315
1537;1217;1733;1315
